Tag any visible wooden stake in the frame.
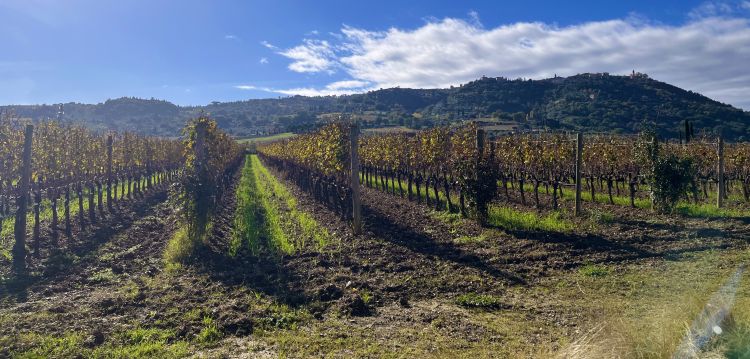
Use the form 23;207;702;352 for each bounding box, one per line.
350;123;362;235
476;127;487;225
106;135;113;211
13;124;33;274
717;133;725;208
575;132;583;216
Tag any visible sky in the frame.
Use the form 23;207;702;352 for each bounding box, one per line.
1;0;749;109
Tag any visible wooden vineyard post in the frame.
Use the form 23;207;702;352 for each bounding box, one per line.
32;179;41;257
106;135;113;211
12;124;33;274
574;132;583;216
475;127;487;226
350;123;362;235
193;120;209;237
717;133;725;208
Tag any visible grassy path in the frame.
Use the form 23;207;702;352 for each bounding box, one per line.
232;155;330;255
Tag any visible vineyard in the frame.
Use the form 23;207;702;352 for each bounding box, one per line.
2;117;750;357
257;122;750;226
0;116;182;273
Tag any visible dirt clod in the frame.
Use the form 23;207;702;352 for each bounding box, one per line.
338;293;371;317
317;284;343;302
83;330;105;348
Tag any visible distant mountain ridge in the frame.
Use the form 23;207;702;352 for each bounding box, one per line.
2;73;749;140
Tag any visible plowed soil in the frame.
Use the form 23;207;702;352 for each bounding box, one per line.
1;157;748;357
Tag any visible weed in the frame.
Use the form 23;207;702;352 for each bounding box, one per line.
120;280;141;301
359;290;373;305
257;303;310;331
183;308;203;322
455;293;505;309
578;264;610;277
588;209;616;224
195;316;222;345
89;268;116;283
163;226;194;266
43;252;79;276
453;233;487;244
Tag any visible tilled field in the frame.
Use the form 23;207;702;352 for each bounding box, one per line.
1;156;748;357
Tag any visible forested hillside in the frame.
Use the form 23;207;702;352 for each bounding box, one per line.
3;73;749;140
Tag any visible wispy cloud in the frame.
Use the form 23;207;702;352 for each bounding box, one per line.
233;80;372;97
278;39;337;73
325;80;370;90
688;0;750;19
260;40;277;49
234;85;277;92
268;8;750;109
224;34;239;40
260;57;269;64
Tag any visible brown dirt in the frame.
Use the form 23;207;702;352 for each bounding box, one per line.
1;157;748;356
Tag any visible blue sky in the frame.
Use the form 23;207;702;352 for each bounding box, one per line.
1;0;749;108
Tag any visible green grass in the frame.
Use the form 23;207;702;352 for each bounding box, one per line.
455;293;505;309
551;180;652;209
588;209;616;224
674;203;750;218
256;303;311;331
163;226;193;268
248;156;292;254
578;264;610;277
231;156;266;255
195;316;222;345
7;327;190;358
487;206;574;232
236;132;296;144
360;172;459;212
453;233;487;244
88;268;117;283
362;173;750;223
554;249;750;358
232;155;330;255
254;155;330;250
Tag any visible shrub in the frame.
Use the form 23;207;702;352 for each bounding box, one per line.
637;129;697;213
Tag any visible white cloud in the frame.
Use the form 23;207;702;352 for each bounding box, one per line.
260;40;277;49
742;1;750;9
325;80;370;90
260;57;269;64
271;87;360;97
233;80;371;97
224;34;239;40
689;1;736;19
278;39;336;73
272;11;750;109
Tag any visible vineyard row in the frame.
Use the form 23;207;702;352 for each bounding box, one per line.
257;123;749;228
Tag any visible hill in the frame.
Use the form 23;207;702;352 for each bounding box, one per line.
2;73;749;140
